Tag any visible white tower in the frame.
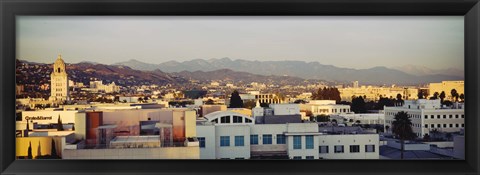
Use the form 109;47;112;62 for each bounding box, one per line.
252;100;264;117
50;54;69;102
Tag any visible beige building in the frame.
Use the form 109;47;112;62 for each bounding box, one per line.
50;55;69;102
339;86;418;102
429;81;464;101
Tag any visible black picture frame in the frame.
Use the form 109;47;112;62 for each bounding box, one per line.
1;0;479;175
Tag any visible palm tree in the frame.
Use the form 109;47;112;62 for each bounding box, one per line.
451;89;459;102
392;111;416;159
439;91;446;103
430;129;440;141
459;93;465;102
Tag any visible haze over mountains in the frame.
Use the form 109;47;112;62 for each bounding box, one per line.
113;58;463;85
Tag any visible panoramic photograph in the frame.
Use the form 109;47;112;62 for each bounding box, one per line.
15;16;464;160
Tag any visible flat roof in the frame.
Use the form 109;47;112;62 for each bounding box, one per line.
110;136;160;143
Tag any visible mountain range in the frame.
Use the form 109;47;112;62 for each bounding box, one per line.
114;58;463;85
391;64;464;78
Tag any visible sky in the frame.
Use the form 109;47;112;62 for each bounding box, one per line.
17;16;464;70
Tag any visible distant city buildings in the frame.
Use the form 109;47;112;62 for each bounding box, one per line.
14;56;465;160
338;81;418;102
428;81;464;101
300;100;351;116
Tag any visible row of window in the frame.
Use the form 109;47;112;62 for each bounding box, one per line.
425;123;464;129
293;156;315;160
216;134;288;147
251;134;286;145
319;145;375;153
315;108;349;114
212;116;253;124
424;114;464;119
200;134;305;148
293;135;314;149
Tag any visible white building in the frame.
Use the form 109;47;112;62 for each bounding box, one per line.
269;104;300;115
197;111;379;159
384;99;464;138
300;100;351;116
330;113;385;125
50;55;69;102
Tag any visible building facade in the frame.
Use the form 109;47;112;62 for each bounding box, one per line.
384;99;464;138
197;111;379;159
50;55;69;102
300;100;351;116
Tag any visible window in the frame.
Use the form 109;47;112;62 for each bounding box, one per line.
425;124;428;128
319;146;329;154
456;124;459;128
334;145;344;153
235;136;244;146
306;156;315;160
424;115;428;119
198;137;205;148
220;136;230;147
450;124;453;128
293;156;302;160
212;119;218;124
233;116;243;123
443;115;446;119
250;135;258;145
443;124;447;128
431;124;435;128
455;115;459;118
462;124;465;127
245;118;252;123
462;115;464;118
276;134;286;144
220;116;230;124
449;115;452;118
437;115;440;119
293;136;302;149
431;115;434;119
305;135;314;149
263;134;272;145
350;145;360;153
365;145;375;152
437;124;441;128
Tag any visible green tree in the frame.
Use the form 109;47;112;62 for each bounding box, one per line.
392;111;416;159
229;90;244;108
51;139;58;158
57;115;64;131
351;96;367;113
27;141;33;159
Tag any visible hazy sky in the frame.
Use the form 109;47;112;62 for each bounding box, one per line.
17;16;464;70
